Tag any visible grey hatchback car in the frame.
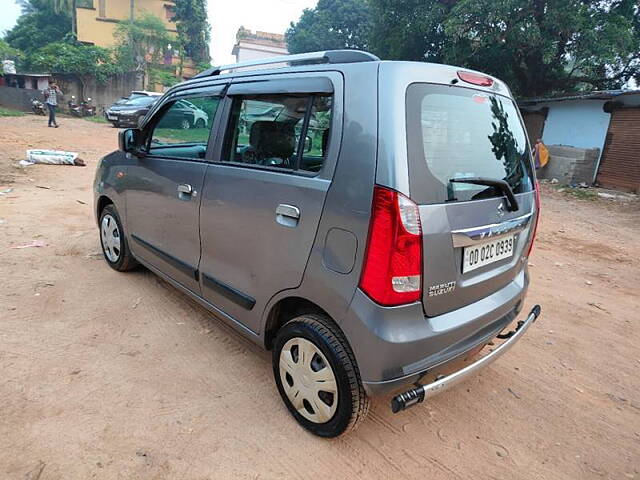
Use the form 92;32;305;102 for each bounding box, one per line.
94;50;541;437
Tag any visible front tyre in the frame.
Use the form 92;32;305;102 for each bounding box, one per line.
99;204;138;272
272;314;369;437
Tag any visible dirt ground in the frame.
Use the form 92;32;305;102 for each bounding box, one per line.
1;114;639;480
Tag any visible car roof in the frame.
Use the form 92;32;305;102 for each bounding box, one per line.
170;50;508;98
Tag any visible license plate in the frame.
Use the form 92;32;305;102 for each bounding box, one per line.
107;114;116;120
463;235;516;273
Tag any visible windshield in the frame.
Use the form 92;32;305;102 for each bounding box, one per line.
406;83;534;205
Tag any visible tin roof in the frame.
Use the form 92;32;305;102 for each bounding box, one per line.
519;89;640;105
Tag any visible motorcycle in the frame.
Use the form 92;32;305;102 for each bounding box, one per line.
31;98;46;116
68;96;82;117
81;97;96;116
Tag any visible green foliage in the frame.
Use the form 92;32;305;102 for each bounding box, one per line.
114;13;172;73
289;0;640;97
369;0;448;62
369;0;640;96
83;114;109;123
149;66;180;87
0;39;23;63
29;41;121;83
285;0;372;53
0;107;26;117
440;0;640;95
195;61;212;73
172;0;210;63
4;0;71;57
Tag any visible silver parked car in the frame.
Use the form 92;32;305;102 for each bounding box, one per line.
94;50;541;437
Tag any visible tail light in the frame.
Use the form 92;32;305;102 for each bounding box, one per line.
360;185;423;306
526;181;541;257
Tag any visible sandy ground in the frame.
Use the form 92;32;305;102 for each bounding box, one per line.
0;114;639;480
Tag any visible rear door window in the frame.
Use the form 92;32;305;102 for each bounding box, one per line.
221;93;332;173
406;84;534;205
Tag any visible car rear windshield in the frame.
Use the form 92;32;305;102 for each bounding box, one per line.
406;83;534;205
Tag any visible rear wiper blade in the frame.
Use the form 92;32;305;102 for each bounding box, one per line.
449;177;519;211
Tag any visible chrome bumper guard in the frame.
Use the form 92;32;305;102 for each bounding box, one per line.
391;305;541;413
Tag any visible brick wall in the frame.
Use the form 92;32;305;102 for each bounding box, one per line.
0;86;38;111
0;72;143;114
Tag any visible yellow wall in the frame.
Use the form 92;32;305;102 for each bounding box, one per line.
76;0;177;48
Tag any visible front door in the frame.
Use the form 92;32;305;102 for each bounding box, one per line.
199;78;337;333
126;94;222;293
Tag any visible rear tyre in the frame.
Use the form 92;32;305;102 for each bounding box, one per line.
272;314;369;437
195;118;206;128
99;204;138;272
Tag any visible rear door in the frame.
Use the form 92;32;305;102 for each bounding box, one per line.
198;74;339;333
405;83;536;317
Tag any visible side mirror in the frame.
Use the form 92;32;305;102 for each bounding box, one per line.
118;128;144;154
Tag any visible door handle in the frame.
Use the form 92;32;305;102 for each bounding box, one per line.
177;183;193;194
276;204;300;227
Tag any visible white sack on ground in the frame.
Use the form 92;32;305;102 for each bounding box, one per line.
25;149;78;165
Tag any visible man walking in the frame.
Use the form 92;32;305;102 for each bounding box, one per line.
44;80;62;128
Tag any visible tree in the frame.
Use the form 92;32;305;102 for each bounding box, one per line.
4;0;71;56
114;13;172;88
172;0;210;63
40;0;77;35
369;0;640;96
29;41;121;91
369;0;448;63
0;39;22;63
285;0;372;54
442;0;640;95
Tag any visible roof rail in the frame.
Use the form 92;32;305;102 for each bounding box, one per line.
194;49;380;79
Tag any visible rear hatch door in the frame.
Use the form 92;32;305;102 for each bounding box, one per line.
405;83;537;317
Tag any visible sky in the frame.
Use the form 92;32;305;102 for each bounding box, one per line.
0;0;317;65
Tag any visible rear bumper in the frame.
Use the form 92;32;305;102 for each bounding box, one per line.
341;268;529;395
391;305;540;412
114;116;139;127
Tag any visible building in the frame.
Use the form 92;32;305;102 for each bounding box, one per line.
0;73;49;91
76;0;177;48
231;27;288;64
75;0;197;86
520;90;640;192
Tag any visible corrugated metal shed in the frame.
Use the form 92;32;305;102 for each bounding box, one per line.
596;107;640;193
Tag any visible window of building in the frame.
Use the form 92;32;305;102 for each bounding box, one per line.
76;0;94;8
164;5;176;20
